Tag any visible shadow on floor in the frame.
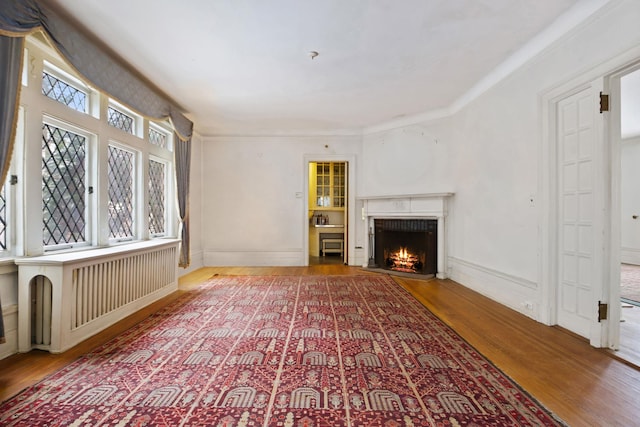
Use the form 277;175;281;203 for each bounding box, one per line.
309;254;344;265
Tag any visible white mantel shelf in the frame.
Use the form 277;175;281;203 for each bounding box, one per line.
360;192;453;279
357;192;454;200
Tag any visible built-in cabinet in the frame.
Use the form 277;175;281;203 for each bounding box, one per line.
308;162;347;259
310;162;346;210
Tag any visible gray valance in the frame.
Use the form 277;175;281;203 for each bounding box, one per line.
0;0;192;271
0;0;193;141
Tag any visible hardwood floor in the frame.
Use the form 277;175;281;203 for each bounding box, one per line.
618;301;640;367
619;263;640;367
1;265;639;427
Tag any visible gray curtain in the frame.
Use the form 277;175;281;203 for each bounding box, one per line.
0;0;193;268
175;137;191;268
0;35;23;344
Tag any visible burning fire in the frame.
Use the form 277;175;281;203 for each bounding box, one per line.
386;247;422;273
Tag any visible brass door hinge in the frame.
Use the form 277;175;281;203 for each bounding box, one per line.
598;301;608;322
600;92;609;113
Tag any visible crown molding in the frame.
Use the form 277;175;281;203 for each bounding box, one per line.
362;0;613;136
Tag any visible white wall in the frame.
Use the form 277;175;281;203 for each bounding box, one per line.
620;69;640;264
201;135;363;266
621;69;640;139
361;0;640;318
194;1;640;320
449;0;640;317
621;137;640;264
361;121;453;197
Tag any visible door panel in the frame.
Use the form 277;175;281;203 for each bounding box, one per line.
557;83;604;342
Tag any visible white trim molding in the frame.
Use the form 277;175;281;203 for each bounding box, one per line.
448;256;541;321
204;250;304;267
621;247;640;266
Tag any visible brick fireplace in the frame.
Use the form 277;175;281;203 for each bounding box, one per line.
360;193;452;279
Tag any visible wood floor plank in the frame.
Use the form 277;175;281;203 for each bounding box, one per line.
1;266;639;427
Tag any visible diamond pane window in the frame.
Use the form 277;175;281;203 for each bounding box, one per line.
108;146;135;239
42;71;86;113
0;185;6;250
42;124;86;246
107;106;134;134
148;159;165;235
149;128;167;149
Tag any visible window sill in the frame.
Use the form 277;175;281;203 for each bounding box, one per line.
16;238;180;266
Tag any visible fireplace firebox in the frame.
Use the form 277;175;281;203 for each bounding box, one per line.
374;219;437;275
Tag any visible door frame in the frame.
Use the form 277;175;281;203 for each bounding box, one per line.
607;61;640;350
302;154;357;266
542;78;607;347
541;47;640;348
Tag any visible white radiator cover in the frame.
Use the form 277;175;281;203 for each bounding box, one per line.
16;239;180;353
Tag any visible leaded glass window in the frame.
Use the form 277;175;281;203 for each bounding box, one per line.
22;38;178;254
42;123;86;246
42;71;87;113
148;159;165;235
107;106;134;134
108;145;135;239
149;127;167;149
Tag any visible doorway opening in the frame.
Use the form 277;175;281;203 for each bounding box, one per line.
617;66;640;366
308;161;348;265
544;54;640;360
541;50;640;365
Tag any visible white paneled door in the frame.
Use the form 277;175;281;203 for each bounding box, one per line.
556;80;607;347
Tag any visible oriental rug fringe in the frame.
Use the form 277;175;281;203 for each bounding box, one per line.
0;275;565;426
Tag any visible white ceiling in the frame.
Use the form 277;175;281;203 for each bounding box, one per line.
48;0;606;136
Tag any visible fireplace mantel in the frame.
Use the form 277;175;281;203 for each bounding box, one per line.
358;192;453;200
359;193;453;279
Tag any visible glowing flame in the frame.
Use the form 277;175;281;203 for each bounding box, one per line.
388;247;420;273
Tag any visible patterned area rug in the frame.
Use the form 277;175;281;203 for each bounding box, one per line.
0;275;564;426
621;264;640;304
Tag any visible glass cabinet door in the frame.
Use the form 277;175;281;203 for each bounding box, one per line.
316;162;330;207
332;163;345;208
312;162;346;209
